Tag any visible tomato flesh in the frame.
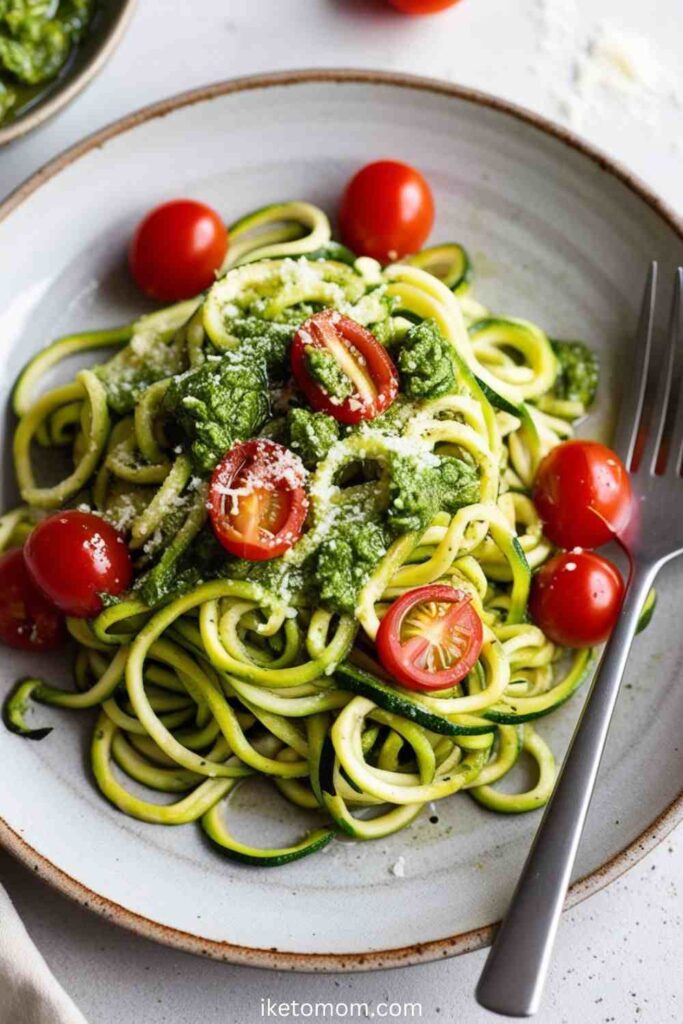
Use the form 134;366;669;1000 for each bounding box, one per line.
529;550;624;648
129;199;228;301
533;440;632;550
376;584;483;691
339;160;434;264
24;510;133;619
291;310;398;424
209;439;308;561
389;0;462;11
0;547;66;651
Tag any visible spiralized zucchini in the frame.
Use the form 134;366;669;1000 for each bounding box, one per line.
2;200;599;865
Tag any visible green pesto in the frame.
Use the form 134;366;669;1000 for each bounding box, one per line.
96;332;187;416
551;340;599;408
224;317;294;380
286;407;340;469
352;395;418;438
137;528;315;612
386;453;480;537
315;519;387;615
244;557;316;607
365;292;399;345
163;353;269;473
305;347;354;401
397;318;457;399
0;0;96;125
101;267;483;618
135;511;199;607
134;529;228;608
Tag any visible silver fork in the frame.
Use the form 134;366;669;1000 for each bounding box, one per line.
476;262;683;1017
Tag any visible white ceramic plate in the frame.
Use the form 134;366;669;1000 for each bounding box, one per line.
0;71;682;972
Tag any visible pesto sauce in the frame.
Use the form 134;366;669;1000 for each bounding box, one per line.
397;318;457;399
551;340;599;408
113;264;479;618
0;0;97;126
163;351;270;473
305;347;354;401
286;406;341;469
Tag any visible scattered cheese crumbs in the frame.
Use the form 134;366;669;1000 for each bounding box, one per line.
355;256;383;285
567;24;665;130
535;2;679;133
581;27;662;94
104;495;137;532
142;528;164;555
536;0;576;55
391;857;406;879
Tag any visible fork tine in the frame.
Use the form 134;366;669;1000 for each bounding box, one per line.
638;267;682;475
668;270;683;475
613;262;657;468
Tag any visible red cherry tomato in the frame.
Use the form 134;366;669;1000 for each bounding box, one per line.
0;547;66;651
533;440;632;550
529;550;625;648
376;584;483;691
209;440;308;561
291;310;399;425
339;160;434;264
389;0;462;12
129;199;228;302
24;511;133;619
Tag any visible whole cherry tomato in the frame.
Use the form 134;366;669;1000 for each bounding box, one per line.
533;440;632;550
529;550;625;648
389;0;462;12
339;160;434;263
0;547;65;651
24;510;133;618
129;199;228;301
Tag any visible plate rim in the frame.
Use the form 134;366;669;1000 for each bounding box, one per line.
0;68;681;973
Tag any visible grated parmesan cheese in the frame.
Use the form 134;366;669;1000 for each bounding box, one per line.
390;857;406;878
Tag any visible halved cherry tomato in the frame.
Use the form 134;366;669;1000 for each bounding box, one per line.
529;550;624;648
209;439;308;561
0;547;66;651
291;310;399;425
389;0;462;12
376;584;483;691
24;511;133;619
339;160;434;264
533;440;632;550
129;199;228;302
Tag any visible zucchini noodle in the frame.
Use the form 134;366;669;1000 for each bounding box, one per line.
2;200;599;866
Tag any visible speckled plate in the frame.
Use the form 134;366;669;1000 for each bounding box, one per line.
0;71;681;972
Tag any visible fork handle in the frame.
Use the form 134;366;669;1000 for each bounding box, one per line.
476;563;657;1018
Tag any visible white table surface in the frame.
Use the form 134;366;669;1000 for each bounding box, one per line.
1;1;682;1022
